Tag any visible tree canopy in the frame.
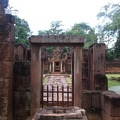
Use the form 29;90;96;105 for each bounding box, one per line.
66;22;97;48
97;2;120;59
38;21;65;35
38;21;97;48
15;16;31;46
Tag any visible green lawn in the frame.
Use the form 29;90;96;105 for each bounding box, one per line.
65;77;72;84
106;74;120;79
43;76;48;84
106;74;120;87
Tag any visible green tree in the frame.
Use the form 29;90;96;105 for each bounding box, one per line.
38;21;64;35
66;22;97;48
15;16;31;46
38;21;65;54
97;3;120;59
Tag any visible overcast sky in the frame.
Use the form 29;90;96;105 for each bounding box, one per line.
9;0;119;35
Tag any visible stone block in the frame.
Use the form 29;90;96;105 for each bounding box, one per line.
82;90;91;109
5;14;15;24
13;108;30;117
0;22;14;43
5;23;15;42
100;91;115;111
102;111;120;120
13;91;30;112
33;107;87;120
104;92;120;117
0;79;9;97
94;74;108;90
0;97;8;117
91;91;101;108
0;117;7;120
86;109;102;120
0;61;1;74
0;42;14;62
14;62;30;76
0;62;13;79
14;76;30;91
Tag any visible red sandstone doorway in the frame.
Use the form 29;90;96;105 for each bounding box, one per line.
30;35;84;115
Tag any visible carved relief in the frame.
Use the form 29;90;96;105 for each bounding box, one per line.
0;97;8;117
0;42;14;62
14;76;30;91
0;79;9;96
1;62;13;79
13;62;31;118
0;23;11;41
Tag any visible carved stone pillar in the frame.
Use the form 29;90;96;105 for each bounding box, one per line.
52;61;54;73
31;45;42;116
49;62;51;73
74;46;82;107
60;61;62;72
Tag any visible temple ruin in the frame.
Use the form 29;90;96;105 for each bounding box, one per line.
0;0;120;120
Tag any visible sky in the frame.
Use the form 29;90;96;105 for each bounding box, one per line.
9;0;119;35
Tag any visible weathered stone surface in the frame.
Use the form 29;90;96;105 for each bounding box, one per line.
91;91;101;108
104;92;120;117
86;109;102;120
100;91;115;111
13;76;30;91
33;107;87;120
14;62;30;76
14;44;27;62
0;23;14;42
0;97;8;117
0;62;13;79
94;74;108;90
102;111;120;120
91;43;105;74
30;35;84;46
82;90;91;109
5;14;14;23
0;79;9;96
0;117;7;120
0;42;14;62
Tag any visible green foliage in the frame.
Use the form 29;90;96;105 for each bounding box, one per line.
46;47;53;54
106;74;120;87
97;3;120;59
43;76;49;84
108;80;120;87
50;21;64;35
106;48;115;61
15;16;31;46
66;23;97;48
38;21;64;35
61;46;68;54
114;31;120;58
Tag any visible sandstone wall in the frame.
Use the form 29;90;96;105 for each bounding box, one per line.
13;62;31;120
82;90;120;120
0;1;15;119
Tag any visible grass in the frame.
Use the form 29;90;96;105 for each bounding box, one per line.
43;76;48;84
108;80;120;87
106;74;120;87
65;77;72;84
106;74;120;79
